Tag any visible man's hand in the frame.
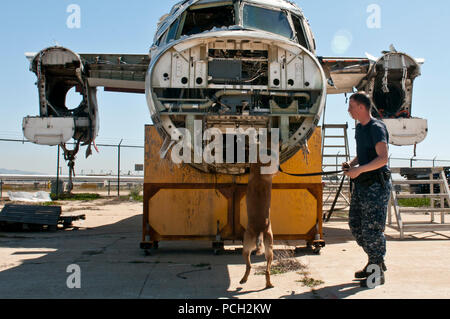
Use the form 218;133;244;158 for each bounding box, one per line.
342;162;362;179
344;166;363;179
344;142;388;179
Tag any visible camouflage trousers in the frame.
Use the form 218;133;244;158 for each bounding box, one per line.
349;180;392;265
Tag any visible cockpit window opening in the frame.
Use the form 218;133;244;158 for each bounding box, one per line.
179;4;236;37
291;14;309;49
167;17;181;43
242;5;293;39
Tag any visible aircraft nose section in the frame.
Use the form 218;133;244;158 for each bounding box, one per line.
146;33;327;174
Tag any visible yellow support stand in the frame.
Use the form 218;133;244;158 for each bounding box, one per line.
141;125;324;251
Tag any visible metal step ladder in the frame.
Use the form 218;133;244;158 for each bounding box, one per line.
321;124;352;213
388;167;450;239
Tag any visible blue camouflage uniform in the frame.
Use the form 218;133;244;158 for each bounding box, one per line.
349;118;392;265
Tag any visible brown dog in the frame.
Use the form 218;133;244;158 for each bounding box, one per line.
240;163;275;289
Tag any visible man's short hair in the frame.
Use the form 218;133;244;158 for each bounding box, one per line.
350;92;372;111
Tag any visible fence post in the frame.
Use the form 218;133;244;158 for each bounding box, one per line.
56;145;60;199
118;139;123;197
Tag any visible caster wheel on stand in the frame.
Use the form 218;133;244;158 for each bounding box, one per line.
312;240;326;255
141;242;159;256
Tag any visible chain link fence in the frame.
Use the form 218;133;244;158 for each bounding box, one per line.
0;137;145;198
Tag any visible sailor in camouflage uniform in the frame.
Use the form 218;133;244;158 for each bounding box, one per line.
343;92;392;288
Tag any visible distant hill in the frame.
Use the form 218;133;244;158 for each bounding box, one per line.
0;168;43;175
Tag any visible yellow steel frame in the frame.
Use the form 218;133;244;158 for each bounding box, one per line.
141;125;324;249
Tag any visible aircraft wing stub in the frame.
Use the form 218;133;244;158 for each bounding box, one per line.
80;53;150;93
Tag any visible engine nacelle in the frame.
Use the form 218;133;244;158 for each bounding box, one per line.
358;51;427;146
24;47;99;146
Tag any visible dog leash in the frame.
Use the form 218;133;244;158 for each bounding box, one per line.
324;175;347;223
278;165;344;177
278;165;348;223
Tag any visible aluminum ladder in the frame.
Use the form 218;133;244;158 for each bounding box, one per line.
321;123;352;213
388;167;450;239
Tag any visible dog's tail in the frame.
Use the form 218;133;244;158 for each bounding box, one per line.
256;233;265;256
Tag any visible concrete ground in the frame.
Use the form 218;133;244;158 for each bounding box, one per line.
0;198;449;299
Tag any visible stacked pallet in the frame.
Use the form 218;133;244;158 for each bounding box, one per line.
0;204;85;231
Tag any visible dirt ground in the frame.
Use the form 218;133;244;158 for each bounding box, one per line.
0;198;449;299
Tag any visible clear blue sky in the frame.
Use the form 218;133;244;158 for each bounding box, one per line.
1;0;449;174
